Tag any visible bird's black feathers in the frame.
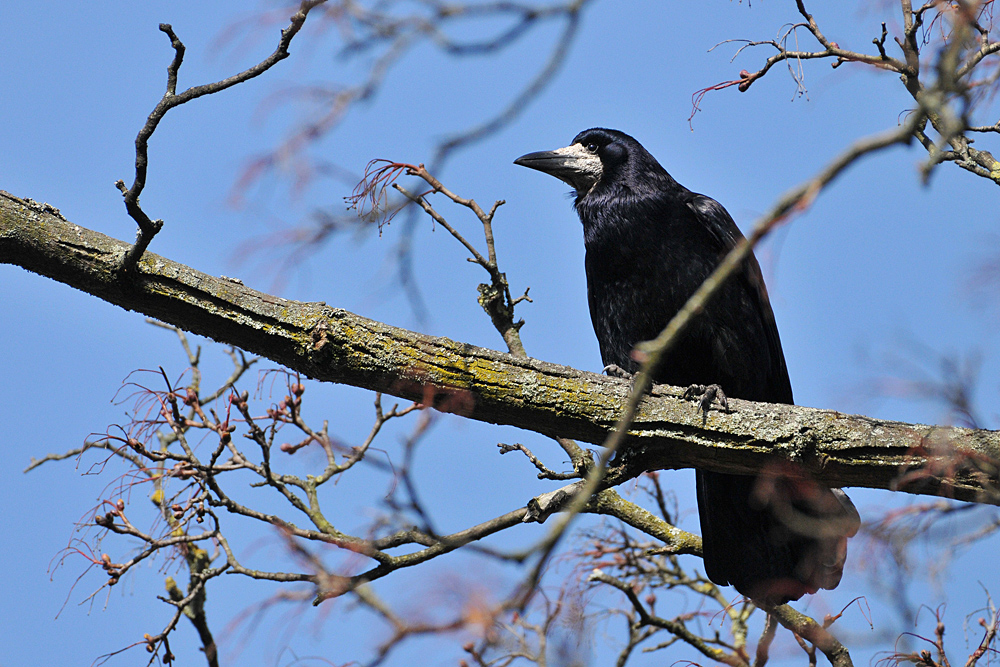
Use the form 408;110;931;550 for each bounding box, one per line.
516;128;859;604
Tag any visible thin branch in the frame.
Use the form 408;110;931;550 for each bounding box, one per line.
117;1;327;275
763;602;854;667
589;568;749;667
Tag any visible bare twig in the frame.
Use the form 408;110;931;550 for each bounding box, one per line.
117;1;327;275
695;1;1000;186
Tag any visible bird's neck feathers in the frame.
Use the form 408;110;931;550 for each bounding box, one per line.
575;166;685;247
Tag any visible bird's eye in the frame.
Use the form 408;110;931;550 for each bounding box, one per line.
586;143;599;153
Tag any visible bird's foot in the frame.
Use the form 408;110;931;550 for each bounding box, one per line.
602;364;633;379
683;384;729;424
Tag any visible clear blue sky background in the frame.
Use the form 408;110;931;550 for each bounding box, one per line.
2;2;999;666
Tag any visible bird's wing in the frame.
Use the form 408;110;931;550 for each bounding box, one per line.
684;194;742;254
685;194;794;404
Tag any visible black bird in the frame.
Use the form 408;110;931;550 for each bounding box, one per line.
515;128;859;604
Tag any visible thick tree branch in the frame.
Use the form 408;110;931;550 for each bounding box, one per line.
2;190;999;504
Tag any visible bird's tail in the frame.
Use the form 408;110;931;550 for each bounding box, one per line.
696;465;860;605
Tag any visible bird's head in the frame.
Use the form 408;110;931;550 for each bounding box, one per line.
514;128;667;200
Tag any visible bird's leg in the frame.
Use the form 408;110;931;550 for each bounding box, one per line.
602;364;633;379
683;384;729;423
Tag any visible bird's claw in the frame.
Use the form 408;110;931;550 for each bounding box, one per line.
602;364;633;379
683;384;729;423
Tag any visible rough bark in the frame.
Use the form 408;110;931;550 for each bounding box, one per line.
2;190;998;504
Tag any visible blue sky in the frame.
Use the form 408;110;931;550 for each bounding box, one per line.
2;2;999;666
